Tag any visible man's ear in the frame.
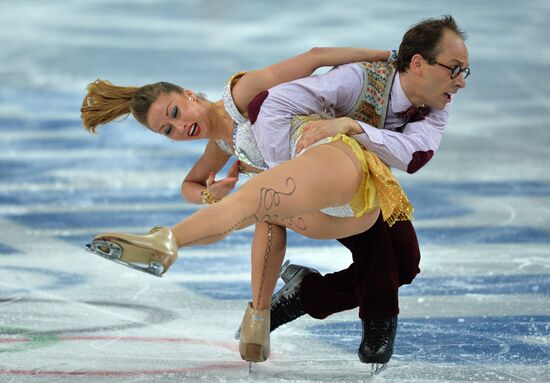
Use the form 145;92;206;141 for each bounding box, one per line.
410;53;424;75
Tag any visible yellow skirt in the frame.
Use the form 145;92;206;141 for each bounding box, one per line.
290;115;413;226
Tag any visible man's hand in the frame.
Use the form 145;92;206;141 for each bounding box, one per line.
206;160;240;200
295;117;363;153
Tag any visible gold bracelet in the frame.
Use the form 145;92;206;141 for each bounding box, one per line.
200;189;220;205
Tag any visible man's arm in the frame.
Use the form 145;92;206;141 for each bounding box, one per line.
297;106;449;174
232;48;390;114
295;116;446;174
250;63;365;168
250;62;448;172
352;106;449;173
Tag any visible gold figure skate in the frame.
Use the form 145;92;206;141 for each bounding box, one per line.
85;226;178;277
239;302;271;364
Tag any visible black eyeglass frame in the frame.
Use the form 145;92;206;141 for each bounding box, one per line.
424;57;470;79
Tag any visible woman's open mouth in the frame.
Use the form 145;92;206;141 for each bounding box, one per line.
188;122;200;137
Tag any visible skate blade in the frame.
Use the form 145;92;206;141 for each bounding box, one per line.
240;343;267;364
85;240;164;277
371;363;387;375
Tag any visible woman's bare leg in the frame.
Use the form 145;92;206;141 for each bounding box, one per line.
251;222;287;309
249;208;379;311
171;141;364;247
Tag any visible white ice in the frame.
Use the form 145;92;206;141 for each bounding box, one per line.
0;1;549;382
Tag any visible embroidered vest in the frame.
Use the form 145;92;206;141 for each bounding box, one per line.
346;61;397;129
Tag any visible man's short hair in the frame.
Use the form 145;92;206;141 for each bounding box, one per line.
396;15;466;73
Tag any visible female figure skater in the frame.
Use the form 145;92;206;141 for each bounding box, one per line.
81;47;412;363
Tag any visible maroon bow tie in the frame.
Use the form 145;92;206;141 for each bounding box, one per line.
396;106;431;123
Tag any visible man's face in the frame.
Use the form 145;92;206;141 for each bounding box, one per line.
421;29;469;110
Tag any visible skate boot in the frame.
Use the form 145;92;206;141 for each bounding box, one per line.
270;262;319;331
279;261;320;284
358;315;397;374
85;226;178;277
235;262;320;339
239;302;270;364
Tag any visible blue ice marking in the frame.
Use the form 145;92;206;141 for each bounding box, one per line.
310;316;550;365
416;226;550;244
0;117;80;131
404;181;550;220
0;155;198;183
399;274;550;296
404;181;550;198
8;209;196;230
0;188;184;206
180;273;550;301
0;242;21;255
182;281;252;300
179;280;284;300
0;160;57;183
0;266;86;295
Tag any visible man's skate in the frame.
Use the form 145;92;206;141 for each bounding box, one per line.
85;226;178;277
359;316;398;376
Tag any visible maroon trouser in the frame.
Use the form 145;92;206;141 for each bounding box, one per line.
299;213;421;320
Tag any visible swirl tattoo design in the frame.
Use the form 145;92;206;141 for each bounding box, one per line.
252;177;308;231
182;176;307;246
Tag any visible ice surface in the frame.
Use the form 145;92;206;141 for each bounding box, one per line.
0;0;549;382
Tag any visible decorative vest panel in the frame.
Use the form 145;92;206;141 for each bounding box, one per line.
346;61;396;130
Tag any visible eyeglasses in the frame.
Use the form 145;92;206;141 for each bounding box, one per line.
425;57;470;79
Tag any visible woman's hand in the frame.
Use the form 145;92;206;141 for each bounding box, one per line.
206;160;240;200
295;117;363;153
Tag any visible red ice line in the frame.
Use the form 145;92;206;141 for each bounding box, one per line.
1;335;237;350
65;335;238;351
0;362;245;377
0;335;246;376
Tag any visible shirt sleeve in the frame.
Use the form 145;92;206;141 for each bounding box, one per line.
251;64;364;168
352;105;449;173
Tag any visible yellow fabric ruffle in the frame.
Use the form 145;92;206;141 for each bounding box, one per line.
289;115;413;226
327;134;414;226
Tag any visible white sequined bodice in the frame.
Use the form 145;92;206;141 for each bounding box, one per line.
219;75;268;172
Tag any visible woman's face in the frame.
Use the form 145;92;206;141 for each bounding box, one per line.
146;91;208;141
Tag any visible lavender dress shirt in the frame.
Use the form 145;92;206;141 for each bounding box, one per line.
252;63;452;173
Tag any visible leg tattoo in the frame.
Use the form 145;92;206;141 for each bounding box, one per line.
183;213;258;246
181;177;306;247
256;222;273;307
254;177;307;231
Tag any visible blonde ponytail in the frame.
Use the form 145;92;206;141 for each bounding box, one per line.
80;79;138;133
80;79;185;133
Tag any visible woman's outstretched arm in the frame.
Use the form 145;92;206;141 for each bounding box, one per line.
181;140;236;204
232;47;390;112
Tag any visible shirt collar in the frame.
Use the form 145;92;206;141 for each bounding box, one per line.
390;71;414;114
